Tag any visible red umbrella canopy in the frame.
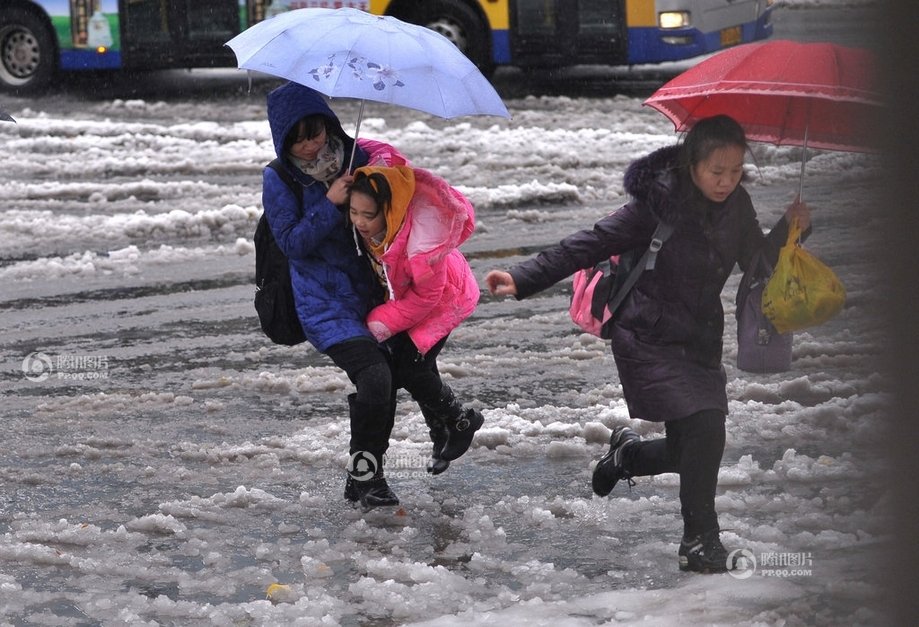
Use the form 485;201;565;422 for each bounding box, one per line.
644;40;882;153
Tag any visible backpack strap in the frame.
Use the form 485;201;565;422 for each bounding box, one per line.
606;221;674;316
266;158;303;204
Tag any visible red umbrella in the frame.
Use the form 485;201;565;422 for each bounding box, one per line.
644;40;882;194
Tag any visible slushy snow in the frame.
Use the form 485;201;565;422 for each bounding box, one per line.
0;17;889;627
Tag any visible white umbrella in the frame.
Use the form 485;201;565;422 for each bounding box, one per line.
226;8;509;167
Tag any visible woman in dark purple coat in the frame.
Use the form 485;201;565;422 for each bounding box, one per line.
485;116;810;573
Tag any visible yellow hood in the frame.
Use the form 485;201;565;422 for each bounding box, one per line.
354;165;415;256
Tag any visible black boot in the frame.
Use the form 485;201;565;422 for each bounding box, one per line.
345;394;398;508
441;406;484;461
420;409;450;475
344;471;399;509
418;386;483;463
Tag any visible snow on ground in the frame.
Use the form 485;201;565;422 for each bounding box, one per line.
0;34;892;627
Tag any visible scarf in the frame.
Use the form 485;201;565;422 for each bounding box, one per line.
289;134;345;184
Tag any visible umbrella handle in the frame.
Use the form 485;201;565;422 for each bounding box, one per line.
798;123;808;202
347;99;366;174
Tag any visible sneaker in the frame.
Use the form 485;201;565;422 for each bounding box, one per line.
591;426;640;497
678;529;734;573
344;473;399;509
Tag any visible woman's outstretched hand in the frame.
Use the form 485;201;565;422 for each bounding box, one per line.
485;270;518;296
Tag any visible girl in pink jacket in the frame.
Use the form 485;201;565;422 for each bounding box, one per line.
349;165;484;477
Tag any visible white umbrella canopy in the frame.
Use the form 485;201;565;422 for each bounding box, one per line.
226;7;509;120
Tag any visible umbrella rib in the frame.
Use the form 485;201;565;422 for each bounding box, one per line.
658;80;878;103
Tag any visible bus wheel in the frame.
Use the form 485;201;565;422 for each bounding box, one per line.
0;8;55;94
410;1;493;77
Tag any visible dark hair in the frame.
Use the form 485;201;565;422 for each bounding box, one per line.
284;114;332;153
350;171;392;216
680;114;748;170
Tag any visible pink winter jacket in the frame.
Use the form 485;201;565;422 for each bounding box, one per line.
365;168;479;355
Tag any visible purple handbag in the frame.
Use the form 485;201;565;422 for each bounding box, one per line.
736;252;793;373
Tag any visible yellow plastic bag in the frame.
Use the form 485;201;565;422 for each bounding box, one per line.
761;219;846;334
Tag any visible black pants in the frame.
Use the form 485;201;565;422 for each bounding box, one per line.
326;338;392;406
326;335;449;404
386;333;448;407
325;334;449;456
625;409;726;539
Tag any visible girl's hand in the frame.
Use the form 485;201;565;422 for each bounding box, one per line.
367;320;392;342
327;174;353;206
785;197;811;231
485;270;518;296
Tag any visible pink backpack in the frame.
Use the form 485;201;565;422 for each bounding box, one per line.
569;221;673;339
569;256;620;337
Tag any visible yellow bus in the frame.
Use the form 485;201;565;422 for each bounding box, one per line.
1;1;775;94
368;0;776;74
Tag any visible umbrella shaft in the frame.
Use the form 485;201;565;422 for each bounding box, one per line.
798;125;808;201
347;100;366;174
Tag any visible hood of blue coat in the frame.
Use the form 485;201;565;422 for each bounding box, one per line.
266;82;355;165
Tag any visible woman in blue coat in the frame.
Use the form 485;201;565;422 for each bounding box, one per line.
486;116;810;573
262;82;408;509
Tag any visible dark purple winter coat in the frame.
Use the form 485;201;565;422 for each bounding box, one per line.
509;145;791;422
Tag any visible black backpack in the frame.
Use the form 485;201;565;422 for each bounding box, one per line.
254;159;307;346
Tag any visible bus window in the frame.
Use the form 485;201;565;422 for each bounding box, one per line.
576;0;625;62
580;0;624;38
515;1;556;37
186;2;239;44
120;1;238;67
511;0;624;67
122;0;170;47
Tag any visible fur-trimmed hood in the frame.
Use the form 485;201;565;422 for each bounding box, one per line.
622;145;685;225
624;144;752;227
